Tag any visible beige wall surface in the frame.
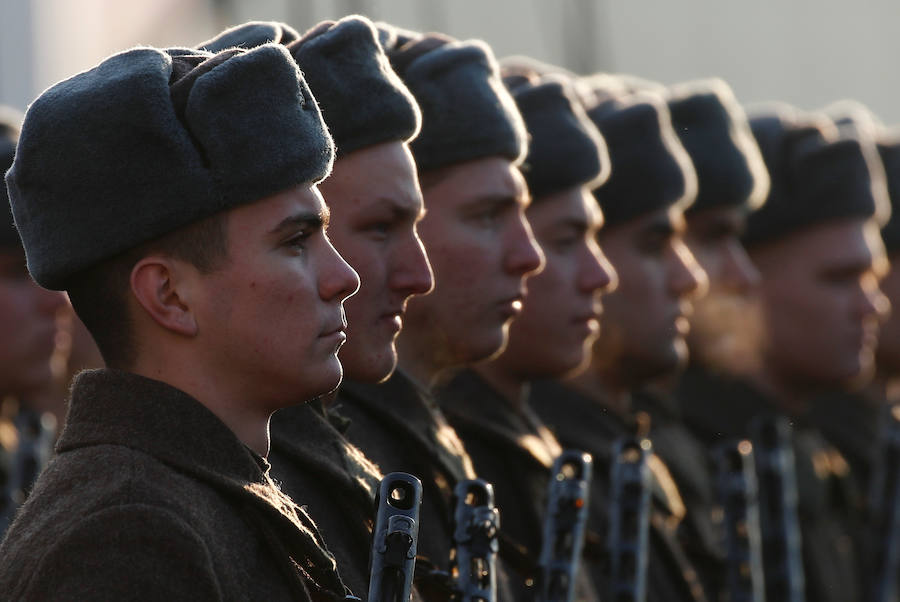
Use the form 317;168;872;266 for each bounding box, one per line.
1;0;898;123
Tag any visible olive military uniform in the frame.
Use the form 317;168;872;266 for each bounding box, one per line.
337;371;486;599
532;380;710;602
269;400;389;600
0;370;351;601
678;367;862;602
437;369;601;602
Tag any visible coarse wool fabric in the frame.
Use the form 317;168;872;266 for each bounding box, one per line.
197;20;300;51
502;67;610;199
0;369;350;601
586;91;698;227
666;79;770;214
878;130;900;252
383;32;528;172
269;401;397;601
743;105;889;247
0;114;19;250
7;44;334;290
287;16;421;158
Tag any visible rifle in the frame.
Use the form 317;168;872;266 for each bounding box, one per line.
537;449;592;602
750;415;804;602
368;472;423;602
867;403;900;602
712;439;765;602
607;437;652;602
450;478;500;602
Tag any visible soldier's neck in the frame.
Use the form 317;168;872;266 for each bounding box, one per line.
130;355;273;457
747;366;810;418
473;363;529;410
567;368;632;418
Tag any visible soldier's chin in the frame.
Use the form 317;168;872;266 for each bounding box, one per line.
840;349;876;391
341;342;398;384
470;325;510;365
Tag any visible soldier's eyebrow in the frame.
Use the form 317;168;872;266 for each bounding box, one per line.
269;206;331;236
369;196;426;222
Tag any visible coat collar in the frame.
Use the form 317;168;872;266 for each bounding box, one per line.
59;369;349;598
339;371;477;482
437;369;562;470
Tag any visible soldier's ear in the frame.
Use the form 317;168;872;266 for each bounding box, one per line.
129;255;199;337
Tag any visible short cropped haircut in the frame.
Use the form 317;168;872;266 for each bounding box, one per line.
67;212;229;369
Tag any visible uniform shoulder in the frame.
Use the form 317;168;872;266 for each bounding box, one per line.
1;502;222;601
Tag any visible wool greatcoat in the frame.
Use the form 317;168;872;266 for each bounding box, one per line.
335;371;504;600
436;369;601;602
269;399;424;601
677;366;863;602
0;369;353;601
529;380;710;602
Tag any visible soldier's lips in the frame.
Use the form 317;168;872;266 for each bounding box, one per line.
379;309;404;333
496;296;524;320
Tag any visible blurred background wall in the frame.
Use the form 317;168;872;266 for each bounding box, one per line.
2;0;900;123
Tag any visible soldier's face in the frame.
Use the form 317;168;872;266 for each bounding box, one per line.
751;217;888;391
0;249;67;397
400;157;544;370
492;186;616;379
593;205;708;382
876;254;900;375
318;142;433;384
684;206;765;374
191;184;360;408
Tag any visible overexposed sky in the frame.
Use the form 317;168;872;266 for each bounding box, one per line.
2;0;899;124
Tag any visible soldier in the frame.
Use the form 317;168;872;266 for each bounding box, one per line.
434;60;614;600
336;27;544;598
200;16;434;598
632;79;771;600
0;112;69;535
533;84;713;602
678;104;890;602
807;103;898;494
0;44;362;600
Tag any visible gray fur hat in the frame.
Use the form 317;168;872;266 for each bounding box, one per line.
743;104;889;247
0;108;21;250
501;62;609;199
287;16;421;157
7;44;333;290
198;17;420;158
878;128;900;253
381;29;528;172
585;88;698;227
197;20;300;52
666;79;770;214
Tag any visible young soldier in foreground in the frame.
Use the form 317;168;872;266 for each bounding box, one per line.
532;84;713;602
679;105;889;602
200;15;434;598
435;62;613;601
336;27;544;597
631;79;771;599
0;44;361;600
